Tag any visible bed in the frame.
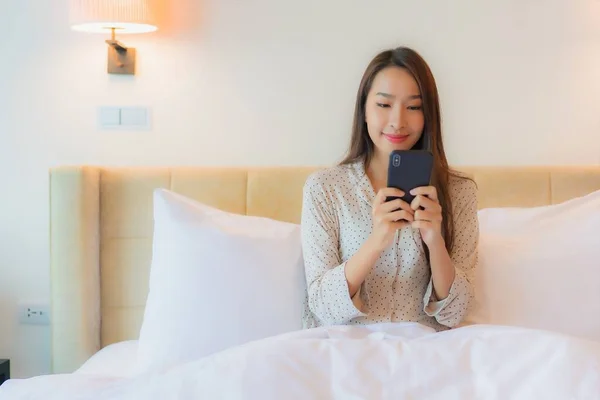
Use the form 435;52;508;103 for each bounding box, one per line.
1;164;599;399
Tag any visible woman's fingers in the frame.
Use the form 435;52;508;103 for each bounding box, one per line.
410;193;441;211
410;186;438;201
386;209;414;223
414;209;441;222
380;198;413;214
374;187;404;205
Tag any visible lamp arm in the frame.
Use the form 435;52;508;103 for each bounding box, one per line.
105;27;128;52
105;39;128;52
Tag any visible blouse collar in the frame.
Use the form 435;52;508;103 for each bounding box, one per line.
348;160;376;207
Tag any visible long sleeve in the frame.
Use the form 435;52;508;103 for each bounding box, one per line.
300;175;367;326
423;177;478;328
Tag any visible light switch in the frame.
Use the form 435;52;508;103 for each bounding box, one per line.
97;106;151;130
99;107;121;127
120;107;149;128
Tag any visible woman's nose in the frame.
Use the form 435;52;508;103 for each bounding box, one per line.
389;107;404;130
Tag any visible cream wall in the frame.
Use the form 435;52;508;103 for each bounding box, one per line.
0;0;599;378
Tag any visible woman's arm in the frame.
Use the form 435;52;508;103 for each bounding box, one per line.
412;177;478;328
345;187;414;296
425;236;456;300
301;175;369;325
344;236;382;297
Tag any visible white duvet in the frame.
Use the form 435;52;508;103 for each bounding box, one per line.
1;323;599;400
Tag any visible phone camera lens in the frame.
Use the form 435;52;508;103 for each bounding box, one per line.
392;154;401;167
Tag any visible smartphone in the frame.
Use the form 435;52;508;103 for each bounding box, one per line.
386;150;434;204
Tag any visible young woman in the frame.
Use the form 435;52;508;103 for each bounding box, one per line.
300;46;478;331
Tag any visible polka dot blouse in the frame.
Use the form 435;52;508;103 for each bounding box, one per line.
300;160;478;332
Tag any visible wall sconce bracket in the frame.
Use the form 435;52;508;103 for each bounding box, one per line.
105;29;136;75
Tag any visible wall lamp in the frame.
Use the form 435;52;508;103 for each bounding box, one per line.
69;0;160;75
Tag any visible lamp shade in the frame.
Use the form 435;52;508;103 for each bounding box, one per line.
70;0;159;34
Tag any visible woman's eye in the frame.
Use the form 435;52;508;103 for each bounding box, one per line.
408;106;422;110
376;103;391;108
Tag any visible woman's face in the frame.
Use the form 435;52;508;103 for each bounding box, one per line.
364;66;425;162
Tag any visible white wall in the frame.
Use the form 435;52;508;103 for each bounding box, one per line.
0;0;599;378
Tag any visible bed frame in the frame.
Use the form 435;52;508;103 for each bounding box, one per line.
48;164;600;373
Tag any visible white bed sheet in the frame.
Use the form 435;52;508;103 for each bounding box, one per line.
74;340;139;378
1;323;599;399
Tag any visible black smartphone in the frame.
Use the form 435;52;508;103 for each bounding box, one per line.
386;150;434;204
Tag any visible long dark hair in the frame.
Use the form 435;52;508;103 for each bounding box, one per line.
340;46;462;253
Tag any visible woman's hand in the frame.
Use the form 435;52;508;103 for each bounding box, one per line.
409;186;443;246
368;188;414;252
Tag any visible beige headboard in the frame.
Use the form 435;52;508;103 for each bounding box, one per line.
48;165;600;373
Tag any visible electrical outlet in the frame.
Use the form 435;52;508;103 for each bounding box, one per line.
18;303;50;325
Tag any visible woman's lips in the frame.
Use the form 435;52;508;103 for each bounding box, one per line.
383;133;409;143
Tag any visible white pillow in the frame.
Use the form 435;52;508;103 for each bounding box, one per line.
465;189;600;342
75;340;139;378
136;189;306;373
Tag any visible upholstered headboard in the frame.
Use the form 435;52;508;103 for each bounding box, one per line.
48;165;600;373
